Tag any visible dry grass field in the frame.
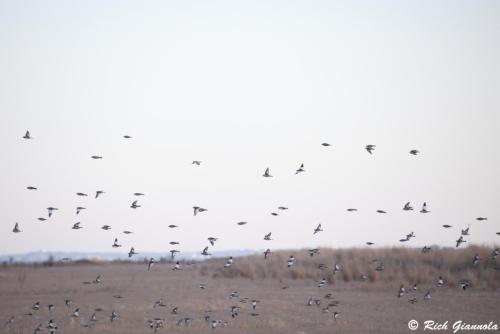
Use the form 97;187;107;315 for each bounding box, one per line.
1;247;499;334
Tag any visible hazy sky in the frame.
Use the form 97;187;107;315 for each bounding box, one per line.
1;0;499;255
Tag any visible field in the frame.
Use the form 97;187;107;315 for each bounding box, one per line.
1;247;499;334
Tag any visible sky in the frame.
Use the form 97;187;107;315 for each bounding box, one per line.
1;0;499;255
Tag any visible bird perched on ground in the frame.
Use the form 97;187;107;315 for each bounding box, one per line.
148;258;156;271
398;284;405;298
224;256;233;268
376;210;387;214
173;261;183;270
436;276;444;287
422;246;432;253
287;255;295;267
472;254;480;265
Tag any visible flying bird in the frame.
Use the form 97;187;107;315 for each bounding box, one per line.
112;238;122;248
128;247;138;258
420;202;430;213
456;236;466;248
76;207;86;215
12;223;21;233
47;207;58;218
26;186;37;190
264;232;272;241
131;200;141;209
91;155;102;159
23;130;32;139
365;144;376;154
95;190;105;198
192;160;202;165
76;192;88;197
263;168;272;177
476;217;487;221
193;206;208;216
208;237;218;246
72;222;82;230
148;258;156;271
313;224;323;234
403;202;413;211
295;163;305;174
321;142;331;146
409;149;419;155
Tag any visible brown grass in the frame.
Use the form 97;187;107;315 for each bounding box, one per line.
202;246;500;289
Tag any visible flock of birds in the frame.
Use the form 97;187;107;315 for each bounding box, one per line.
5;130;499;333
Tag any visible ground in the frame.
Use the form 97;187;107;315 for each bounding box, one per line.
1;262;499;334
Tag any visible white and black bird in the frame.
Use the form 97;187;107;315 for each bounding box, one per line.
112;238;121;248
365;144;376;154
318;277;328;288
12;222;21;233
47;207;58;218
193;206;208;216
420;202;430;213
397;284;405;298
456;236;466;248
148;258;156;271
313;224;323;234
76;207;86;215
472;254;480;266
131;200;141;209
173;261;183;271
424;290;432;300
295;163;305;174
128;247;138;258
287;255;295;268
263;168;272;177
224;256;233;268
403;202;413;211
436;276;444;288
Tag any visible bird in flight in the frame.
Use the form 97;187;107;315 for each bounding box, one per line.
23;130;32;139
376;210;387;214
26;186;37;190
264;248;271;259
131;200;141;209
95;190;105;198
128;247;138;258
347;208;357;212
313;224;323;234
403;202;413;211
193;206;208;216
12;222;21;233
91;155;102;159
47;207;58;218
237;221;248;226
365;144;376;154
123;135;132;139
409;149;419;155
420;202;430;213
264;232;272;241
112;238;122;248
101;225;111;230
72;222;82;230
456;236;466;248
476;217;487;221
76;207;86;215
263;168;272;177
321;142;331;146
295;163;305;174
208;237;218;246
192;160;202;165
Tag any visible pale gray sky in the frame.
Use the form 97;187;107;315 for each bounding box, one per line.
1;0;499;255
